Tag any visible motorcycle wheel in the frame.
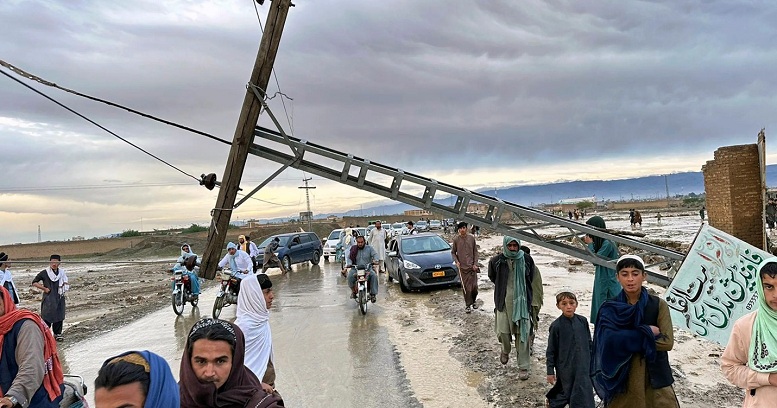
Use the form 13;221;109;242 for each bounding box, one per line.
172;290;184;316
212;294;225;319
358;288;367;315
191;293;199;307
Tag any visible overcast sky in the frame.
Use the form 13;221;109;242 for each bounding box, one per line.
1;0;775;245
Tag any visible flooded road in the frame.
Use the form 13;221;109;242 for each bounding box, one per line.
61;261;432;407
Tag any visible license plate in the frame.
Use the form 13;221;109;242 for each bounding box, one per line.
432;271;445;278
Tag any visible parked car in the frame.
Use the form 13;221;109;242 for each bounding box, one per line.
385;233;460;292
390;222;405;237
256;232;323;271
429;220;442;230
322;228;344;262
415;220;429;232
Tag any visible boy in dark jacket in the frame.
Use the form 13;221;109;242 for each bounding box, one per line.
546;292;594;408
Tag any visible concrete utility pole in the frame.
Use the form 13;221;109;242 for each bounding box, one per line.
299;177;315;231
200;0;293;280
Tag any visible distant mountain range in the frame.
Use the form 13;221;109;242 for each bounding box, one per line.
266;165;777;221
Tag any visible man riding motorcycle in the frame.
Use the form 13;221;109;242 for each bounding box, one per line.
217;242;254;294
172;243;201;297
341;235;379;303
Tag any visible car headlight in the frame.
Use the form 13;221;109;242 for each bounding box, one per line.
403;260;421;269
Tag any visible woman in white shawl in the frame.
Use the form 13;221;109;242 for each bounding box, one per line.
0;252;19;305
234;273;277;395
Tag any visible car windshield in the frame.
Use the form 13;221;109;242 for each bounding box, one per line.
401;235;451;255
392;223;404;230
328;230;342;240
259;236;290;247
417;221;427;226
430;220;441;226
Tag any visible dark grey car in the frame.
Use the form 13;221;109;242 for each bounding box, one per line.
385;233;460;292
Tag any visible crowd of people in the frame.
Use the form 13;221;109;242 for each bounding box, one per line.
1;215;776;407
0;245;285;408
451;216;776;407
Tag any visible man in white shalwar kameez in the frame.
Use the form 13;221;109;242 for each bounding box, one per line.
235;273;277;396
367;221;387;273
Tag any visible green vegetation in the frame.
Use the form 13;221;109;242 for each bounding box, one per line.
120;229;142;237
682;194;705;207
181;224;208;233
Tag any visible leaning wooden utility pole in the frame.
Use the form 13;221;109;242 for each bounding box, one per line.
200;0;293;280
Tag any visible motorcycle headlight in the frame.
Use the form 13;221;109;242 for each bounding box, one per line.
274;252;279;256
403;260;421;270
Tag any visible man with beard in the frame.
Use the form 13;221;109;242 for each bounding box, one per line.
179;319;283;408
488;236;535;380
367;221;387;273
342;236;379;303
452;222;480;313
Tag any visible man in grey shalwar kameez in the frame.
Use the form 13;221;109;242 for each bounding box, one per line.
488;236;535;380
32;254;69;341
452;222;480;313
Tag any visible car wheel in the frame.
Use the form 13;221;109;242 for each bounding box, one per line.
399;275;410;293
310;251;320;265
282;255;292;272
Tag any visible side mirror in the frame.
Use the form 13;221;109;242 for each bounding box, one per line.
388;251;397;257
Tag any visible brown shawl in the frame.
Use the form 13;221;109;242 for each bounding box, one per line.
179;320;283;408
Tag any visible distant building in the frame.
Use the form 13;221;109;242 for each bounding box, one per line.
557;196;597;212
466;203;489;215
404;209;433;217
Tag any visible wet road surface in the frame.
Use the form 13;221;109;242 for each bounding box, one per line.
62;261;421;407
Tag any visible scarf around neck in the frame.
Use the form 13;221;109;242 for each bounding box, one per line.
180;320;272;408
503;236;529;342
46;267;69;295
592;287;656;404
749;257;777;372
0;287;63;401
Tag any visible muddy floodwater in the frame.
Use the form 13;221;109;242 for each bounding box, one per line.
62;261;484;407
55;212;746;407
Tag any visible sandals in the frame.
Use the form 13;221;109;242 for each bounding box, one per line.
500;353;509;365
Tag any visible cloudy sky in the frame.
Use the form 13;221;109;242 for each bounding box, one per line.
1;0;775;245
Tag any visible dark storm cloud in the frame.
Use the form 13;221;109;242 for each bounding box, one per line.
1;0;775;242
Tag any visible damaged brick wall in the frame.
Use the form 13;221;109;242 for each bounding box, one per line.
702;144;764;248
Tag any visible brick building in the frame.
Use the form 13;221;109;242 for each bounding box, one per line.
702;143;765;249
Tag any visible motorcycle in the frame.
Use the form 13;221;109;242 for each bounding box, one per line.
171;257;199;316
212;269;241;319
60;374;89;408
351;264;372;315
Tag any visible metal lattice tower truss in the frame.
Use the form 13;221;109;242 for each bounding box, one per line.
237;92;685;286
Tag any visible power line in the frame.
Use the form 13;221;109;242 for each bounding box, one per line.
0;67;201;183
0;59;232;147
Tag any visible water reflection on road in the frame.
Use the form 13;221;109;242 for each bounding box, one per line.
61;261;420;407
